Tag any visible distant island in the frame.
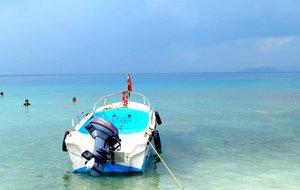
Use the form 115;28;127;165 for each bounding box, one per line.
239;65;300;73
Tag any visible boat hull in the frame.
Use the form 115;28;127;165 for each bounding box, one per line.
64;101;158;174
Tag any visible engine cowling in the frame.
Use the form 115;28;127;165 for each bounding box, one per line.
82;116;121;176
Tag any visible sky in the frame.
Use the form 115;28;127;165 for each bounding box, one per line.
0;0;300;74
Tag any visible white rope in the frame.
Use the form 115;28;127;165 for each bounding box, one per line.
147;139;185;190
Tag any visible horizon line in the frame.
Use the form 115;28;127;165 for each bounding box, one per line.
1;71;300;77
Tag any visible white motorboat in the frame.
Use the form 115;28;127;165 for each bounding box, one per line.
62;75;162;176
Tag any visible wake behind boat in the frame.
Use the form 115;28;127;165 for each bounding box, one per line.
62;74;162;176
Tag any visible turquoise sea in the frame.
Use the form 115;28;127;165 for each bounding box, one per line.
0;73;300;190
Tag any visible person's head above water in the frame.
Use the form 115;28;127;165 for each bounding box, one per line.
72;97;77;102
0;92;4;96
23;99;31;106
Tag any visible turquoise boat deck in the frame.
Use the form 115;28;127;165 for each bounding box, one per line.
78;107;150;134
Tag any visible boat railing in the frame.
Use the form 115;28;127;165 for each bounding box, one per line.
93;91;151;112
71;111;89;127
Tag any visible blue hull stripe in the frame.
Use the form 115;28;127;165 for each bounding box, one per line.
74;166;89;173
74;164;142;173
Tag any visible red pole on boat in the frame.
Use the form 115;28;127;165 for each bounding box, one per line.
122;91;128;106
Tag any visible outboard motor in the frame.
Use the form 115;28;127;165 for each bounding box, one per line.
82;116;121;176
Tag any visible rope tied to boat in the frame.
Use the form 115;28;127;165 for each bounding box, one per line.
147;139;185;190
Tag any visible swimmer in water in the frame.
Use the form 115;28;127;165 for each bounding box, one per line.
72;97;77;103
23;99;31;106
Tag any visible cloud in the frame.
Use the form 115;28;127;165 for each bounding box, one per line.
256;36;299;49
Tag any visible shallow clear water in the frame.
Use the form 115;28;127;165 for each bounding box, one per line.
0;73;300;190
